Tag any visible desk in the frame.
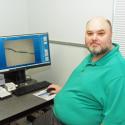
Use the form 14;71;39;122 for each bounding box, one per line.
0;92;53;125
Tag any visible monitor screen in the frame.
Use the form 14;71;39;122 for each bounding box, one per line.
0;33;51;84
5;39;35;67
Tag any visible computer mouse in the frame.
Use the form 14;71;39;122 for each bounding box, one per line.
46;88;55;94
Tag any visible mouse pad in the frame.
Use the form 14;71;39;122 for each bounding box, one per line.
33;89;56;101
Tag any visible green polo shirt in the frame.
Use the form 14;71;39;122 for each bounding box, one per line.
54;43;125;125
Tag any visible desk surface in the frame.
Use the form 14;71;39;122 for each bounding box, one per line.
0;92;52;124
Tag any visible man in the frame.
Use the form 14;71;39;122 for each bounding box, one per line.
34;17;125;125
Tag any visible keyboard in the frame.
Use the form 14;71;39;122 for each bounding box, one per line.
13;81;51;96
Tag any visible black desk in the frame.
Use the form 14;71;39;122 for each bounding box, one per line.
0;92;53;125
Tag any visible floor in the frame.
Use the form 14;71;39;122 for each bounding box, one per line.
10;118;32;125
9;106;52;125
9;110;45;125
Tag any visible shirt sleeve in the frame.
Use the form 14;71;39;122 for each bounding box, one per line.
102;76;125;125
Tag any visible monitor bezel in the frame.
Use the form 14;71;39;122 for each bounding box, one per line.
0;33;51;73
0;33;51;84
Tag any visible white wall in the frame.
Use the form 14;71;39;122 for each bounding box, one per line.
28;0;113;44
0;0;29;36
27;43;89;85
27;0;114;85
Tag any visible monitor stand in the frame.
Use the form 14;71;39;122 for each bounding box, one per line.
4;69;37;87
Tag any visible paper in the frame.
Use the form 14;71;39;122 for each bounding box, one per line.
0;74;5;85
33;89;56;101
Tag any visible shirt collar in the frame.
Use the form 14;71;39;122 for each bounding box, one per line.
86;43;119;66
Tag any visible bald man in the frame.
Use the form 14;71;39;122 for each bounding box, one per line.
34;17;125;125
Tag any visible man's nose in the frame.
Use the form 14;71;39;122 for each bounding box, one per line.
92;34;98;40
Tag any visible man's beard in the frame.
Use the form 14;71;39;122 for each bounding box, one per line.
88;46;110;56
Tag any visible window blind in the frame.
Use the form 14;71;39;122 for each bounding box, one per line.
113;0;125;56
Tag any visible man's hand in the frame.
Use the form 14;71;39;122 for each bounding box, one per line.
47;84;61;94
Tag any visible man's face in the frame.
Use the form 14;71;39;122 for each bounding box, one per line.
85;18;112;56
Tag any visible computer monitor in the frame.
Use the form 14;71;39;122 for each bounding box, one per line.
0;33;51;84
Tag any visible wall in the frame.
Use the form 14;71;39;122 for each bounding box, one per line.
28;0;113;44
27;0;114;85
27;43;89;85
0;0;29;36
